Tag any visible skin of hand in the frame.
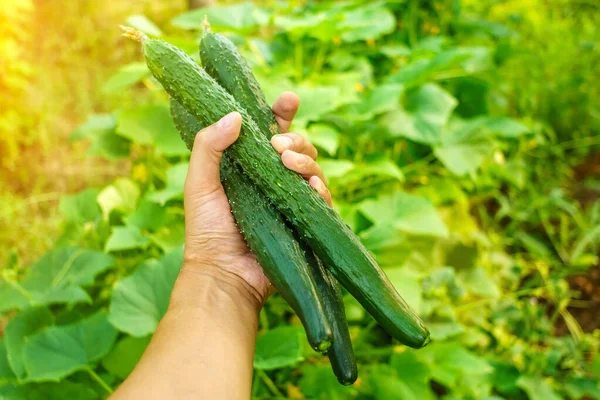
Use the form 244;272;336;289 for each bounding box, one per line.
110;92;332;400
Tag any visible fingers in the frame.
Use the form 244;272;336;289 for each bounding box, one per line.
309;176;333;207
272;91;300;133
271;132;318;160
281;150;326;184
185;112;242;197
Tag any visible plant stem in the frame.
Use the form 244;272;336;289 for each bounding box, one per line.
86;367;113;395
257;370;284;398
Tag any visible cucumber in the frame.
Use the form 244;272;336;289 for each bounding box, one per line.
125;28;429;348
200;30;357;383
170;99;332;352
303;246;358;384
200;27;279;139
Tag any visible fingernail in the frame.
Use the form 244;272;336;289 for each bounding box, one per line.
273;135;293;150
218;112;236;129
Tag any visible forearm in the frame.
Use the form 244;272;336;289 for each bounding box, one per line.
111;265;261;400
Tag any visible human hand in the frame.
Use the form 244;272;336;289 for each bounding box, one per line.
178;92;332;308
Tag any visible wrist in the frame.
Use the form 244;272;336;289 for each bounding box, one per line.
169;262;264;315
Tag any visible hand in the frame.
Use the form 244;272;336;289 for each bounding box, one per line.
179;92;332;308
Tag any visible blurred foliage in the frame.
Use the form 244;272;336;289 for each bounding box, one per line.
1;0;600;399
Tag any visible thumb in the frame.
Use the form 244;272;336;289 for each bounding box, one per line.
185;112;242;197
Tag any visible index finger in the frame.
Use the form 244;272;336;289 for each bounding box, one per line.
272;91;300;133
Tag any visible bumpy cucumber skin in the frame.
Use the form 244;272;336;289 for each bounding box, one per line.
200;33;358;381
170;99;332;352
144;38;429;348
200;31;279;139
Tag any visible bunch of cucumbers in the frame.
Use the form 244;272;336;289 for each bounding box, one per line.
122;23;429;385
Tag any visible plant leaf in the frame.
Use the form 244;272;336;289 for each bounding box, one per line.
359;192;449;237
105;226;150;252
22;312;117;382
101;336;151;379
172;2;268;31
101;62;149;94
148;163;188;205
97;178;140;220
59;189;101;224
383;83;457;144
109;248;184;336
517;375;564;400
116;104;188;155
4;308;54;381
254;326;304;370
124;15;162;37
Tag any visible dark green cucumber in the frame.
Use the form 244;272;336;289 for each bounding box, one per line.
303;246;358;384
200;31;357;382
127;29;429;348
170;99;332;352
200;27;279;139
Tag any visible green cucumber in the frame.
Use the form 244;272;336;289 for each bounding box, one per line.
200;30;357;382
170;99;332;352
303;246;358;384
200;27;279;139
126;28;429;348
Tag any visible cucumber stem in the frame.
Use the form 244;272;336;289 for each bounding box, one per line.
120;25;147;42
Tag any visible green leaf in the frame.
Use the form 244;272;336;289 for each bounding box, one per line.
427;321;465;340
101;62;149;94
298;364;358;400
294;85;342;123
148;163;188;205
516;375;563;400
109;248;184;336
384;268;423;312
254;326;304;370
101;336;151;379
172;2;268;31
342;84;403;121
116;104;188;155
318;159;355;180
420;342;493;388
69;114;130;159
369;363;434;400
434;118;495;175
0;339;15;383
150;222;185;252
483;117;529;138
339;4;396;42
386;47;491;87
105;226;150;252
4;308;54;380
124;198;167;232
303;124;340;156
383;83;458;144
0;381;98;400
0;248;115;313
564;377;600;400
124;15;162;37
70;114;116;141
460;266;500;298
97;178;140;220
22;312;117;382
59;189;101;223
359;192;448;237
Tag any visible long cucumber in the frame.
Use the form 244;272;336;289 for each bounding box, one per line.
124;28;429;348
200;29;358;383
170;99;332;352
